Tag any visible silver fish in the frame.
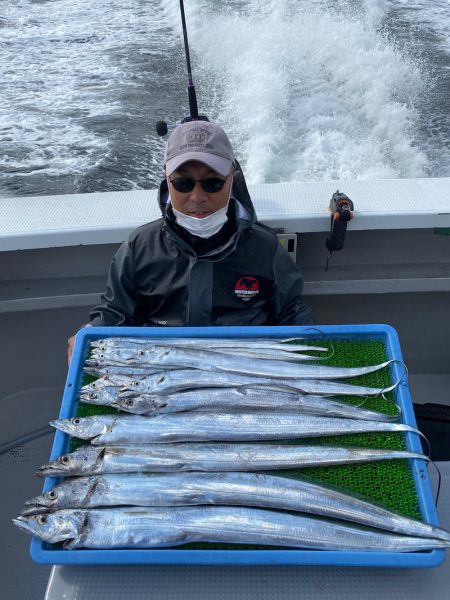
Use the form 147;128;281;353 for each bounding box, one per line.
215;349;323;361
83;363;165;378
95;345;392;380
83;363;163;378
120;369;397;397
79;375;140;407
110;387;398;421
13;506;450;551
20;472;449;543
50;413;420;445
91;337;327;353
81;374;135;390
35;443;427;477
90;346;325;363
79;387;122;407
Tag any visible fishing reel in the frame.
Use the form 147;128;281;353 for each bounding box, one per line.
325;191;354;270
156;115;209;137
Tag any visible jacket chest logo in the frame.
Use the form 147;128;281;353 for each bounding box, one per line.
234;276;260;301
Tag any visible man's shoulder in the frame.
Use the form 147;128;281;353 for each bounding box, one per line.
128;218;165;243
246;220;279;244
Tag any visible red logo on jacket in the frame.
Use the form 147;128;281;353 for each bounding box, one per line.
235;276;260;301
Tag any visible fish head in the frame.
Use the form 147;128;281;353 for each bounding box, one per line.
110;394;142;413
21;477;98;515
90;339;107;349
84;358;101;367
85;375;132;390
79;386;120;406
83;366;104;377
95;348;137;362
80;381;98;394
78;390;103;405
121;371;168;395
36;446;105;477
120;381;148;395
49;416;103;440
111;394;165;415
13;510;84;544
80;376;112;394
20;487;61;515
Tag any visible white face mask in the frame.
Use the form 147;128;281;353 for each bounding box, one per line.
171;203;230;238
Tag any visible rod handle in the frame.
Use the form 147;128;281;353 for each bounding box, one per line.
188;86;199;119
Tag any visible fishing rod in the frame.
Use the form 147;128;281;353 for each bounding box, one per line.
155;0;251;203
156;0;208;136
179;0;198;120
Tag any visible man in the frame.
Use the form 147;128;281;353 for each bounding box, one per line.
67;121;313;362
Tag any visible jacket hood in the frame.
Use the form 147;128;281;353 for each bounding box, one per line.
157;159;257;226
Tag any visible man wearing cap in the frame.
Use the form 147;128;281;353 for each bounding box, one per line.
67;121;313;362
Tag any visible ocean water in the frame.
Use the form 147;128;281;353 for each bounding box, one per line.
0;0;448;197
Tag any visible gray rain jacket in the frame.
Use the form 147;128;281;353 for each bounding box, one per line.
89;172;313;327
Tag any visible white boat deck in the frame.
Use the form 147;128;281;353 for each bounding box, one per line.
1;177;450;251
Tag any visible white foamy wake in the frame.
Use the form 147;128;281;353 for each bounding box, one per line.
1;0;446;192
0;0;172;183
165;0;431;183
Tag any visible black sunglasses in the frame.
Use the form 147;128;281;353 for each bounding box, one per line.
169;176;227;194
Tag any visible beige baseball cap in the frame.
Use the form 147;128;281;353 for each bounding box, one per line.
164;121;235;176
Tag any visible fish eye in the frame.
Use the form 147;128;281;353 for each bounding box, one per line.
89;392;97;399
125;399;134;406
60;455;70;464
138;350;145;356
37;515;48;525
72;418;81;425
46;490;58;499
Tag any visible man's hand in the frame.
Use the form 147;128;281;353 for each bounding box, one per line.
67;334;76;366
68;323;92;366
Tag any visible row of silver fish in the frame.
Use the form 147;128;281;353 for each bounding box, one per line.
79;384;400;421
14;505;450;551
91;337;326;351
36;443;427;477
23;471;449;543
91;337;329;360
88;340;329;367
18;336;430;554
82;369;398;398
19;471;449;545
50;412;420;445
89;344;393;380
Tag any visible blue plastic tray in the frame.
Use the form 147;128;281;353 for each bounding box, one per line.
30;324;444;567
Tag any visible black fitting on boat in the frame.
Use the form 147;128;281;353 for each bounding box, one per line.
325;191;354;270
